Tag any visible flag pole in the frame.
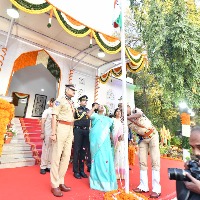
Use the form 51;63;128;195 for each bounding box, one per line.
120;0;129;193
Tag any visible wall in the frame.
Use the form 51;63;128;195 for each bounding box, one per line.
0;35;96;96
98;77;135;115
8;64;57;117
72;71;96;109
0;33;135;118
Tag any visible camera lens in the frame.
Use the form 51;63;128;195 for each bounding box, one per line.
168;168;190;181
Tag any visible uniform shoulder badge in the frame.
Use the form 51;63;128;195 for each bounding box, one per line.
55;101;60;106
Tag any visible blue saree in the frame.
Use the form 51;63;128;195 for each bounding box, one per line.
89;113;118;192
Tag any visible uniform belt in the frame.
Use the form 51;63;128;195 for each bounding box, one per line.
57;120;74;126
74;126;89;130
142;129;155;139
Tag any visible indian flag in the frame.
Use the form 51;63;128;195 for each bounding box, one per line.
113;0;122;28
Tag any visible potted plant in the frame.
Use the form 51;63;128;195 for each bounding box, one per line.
160;145;169;157
4;127;16;144
6;128;16;137
4;134;12;144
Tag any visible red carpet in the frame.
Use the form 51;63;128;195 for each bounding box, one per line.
0;157;183;200
19;118;43;162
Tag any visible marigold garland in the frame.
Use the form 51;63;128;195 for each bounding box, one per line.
11;0;52;14
104;189;148;200
0;98;15;155
161;156;183;161
13;51;38;72
128;145;136;166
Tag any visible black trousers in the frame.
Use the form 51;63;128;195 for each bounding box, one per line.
73;128;90;173
176;180;200;200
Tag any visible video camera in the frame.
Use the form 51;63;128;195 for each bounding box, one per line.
168;160;200;181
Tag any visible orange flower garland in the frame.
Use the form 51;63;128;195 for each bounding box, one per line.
13;51;38;72
128;145;136;166
0;98;15;155
104;189;148;200
180;113;190;125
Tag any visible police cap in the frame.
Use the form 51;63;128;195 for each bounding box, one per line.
65;84;76;91
78;95;88;101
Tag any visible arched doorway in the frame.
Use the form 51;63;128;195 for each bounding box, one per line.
7;49;61;118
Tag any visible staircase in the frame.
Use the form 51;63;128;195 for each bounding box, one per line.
19;118;43;163
0;118;35;169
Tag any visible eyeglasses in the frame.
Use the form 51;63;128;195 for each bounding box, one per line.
69;87;76;91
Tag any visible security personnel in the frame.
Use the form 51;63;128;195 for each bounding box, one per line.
50;84;76;197
127;107;161;199
73;95;91;179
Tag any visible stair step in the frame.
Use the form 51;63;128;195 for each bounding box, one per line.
10;138;26;144
0;157;35;169
29;138;42;143
3;143;31;151
1;150;33;158
24;130;41;133
12;135;24;139
25;133;41;136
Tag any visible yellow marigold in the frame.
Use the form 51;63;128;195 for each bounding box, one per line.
104;189;148;200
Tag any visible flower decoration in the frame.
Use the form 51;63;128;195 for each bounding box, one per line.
104;189;148;200
0;98;15;155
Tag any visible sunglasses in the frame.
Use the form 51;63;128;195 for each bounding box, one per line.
69;87;76;91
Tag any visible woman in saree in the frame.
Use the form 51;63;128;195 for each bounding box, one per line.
113;108;125;179
87;103;118;192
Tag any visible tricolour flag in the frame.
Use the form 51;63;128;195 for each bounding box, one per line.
113;0;122;29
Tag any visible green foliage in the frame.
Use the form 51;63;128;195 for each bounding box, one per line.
47;57;60;82
128;68;180;133
130;0;200;110
182;136;190;149
171;136;182;148
160;145;170;155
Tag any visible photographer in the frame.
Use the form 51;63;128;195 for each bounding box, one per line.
175;126;200;200
127;107;161;198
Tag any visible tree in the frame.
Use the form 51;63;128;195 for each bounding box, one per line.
128;68;180;133
130;0;200;109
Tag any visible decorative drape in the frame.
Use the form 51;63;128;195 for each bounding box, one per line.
68;69;74;84
12;50;60;82
10;0;145;69
99;61;145;84
94;76;100;102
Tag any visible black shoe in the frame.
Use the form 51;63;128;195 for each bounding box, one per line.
45;168;50;172
40;169;46;174
74;173;81;179
80;172;88;178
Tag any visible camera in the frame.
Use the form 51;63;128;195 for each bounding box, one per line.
168;160;200;181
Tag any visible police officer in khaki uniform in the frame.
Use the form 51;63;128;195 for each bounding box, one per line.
50;84;76;197
40;98;55;174
127;107;161;199
73;95;90;179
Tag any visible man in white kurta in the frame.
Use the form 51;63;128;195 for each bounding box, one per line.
40;98;55;174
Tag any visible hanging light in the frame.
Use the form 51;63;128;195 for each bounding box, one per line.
98;49;105;58
7;5;19;19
